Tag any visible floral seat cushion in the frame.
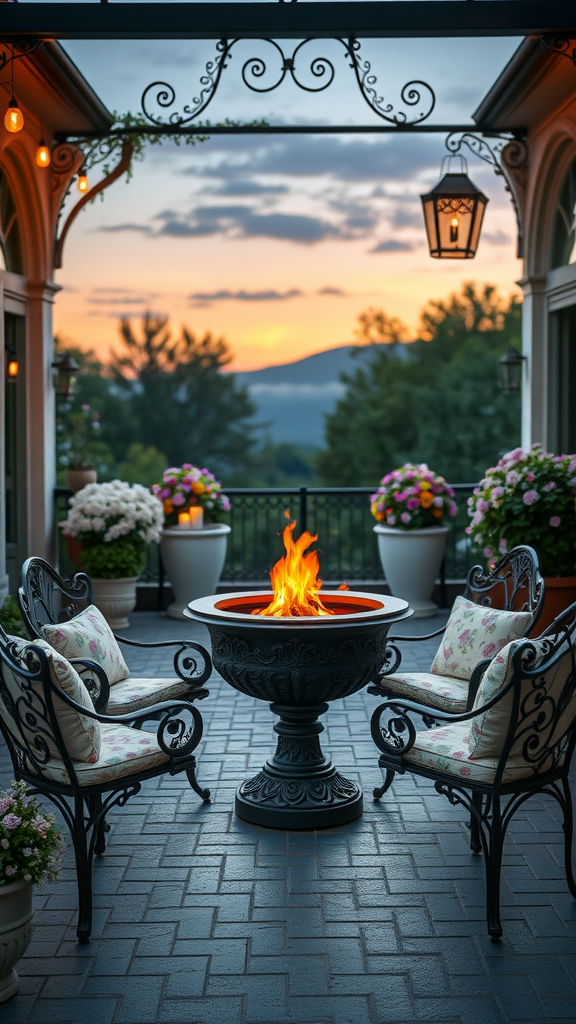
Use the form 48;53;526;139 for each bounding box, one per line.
106;677;193;715
404;720;533;784
430;596;532;681
380;672;469;713
41;605;129;685
40;721;169;787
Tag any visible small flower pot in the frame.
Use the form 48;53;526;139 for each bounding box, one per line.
90;576;139;629
374;524;449;618
66;468;97;493
0;878;34;1003
535;576;576;633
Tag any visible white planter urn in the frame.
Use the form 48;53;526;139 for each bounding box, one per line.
90;576;139;630
374;524;449;619
0;879;34;1003
161;523;231;620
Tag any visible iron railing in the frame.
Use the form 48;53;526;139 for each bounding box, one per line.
56;483;477;591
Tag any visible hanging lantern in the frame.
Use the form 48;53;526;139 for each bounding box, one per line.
36;139;51;168
498;346;525;394
4;97;24;134
421;155;488;259
52;352;80;400
77;168;89;193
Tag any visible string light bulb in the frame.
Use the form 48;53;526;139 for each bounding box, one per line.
36;139;51;168
4;97;24;134
77;168;89;193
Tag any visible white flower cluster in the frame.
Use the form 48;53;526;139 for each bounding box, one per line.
63;481;164;545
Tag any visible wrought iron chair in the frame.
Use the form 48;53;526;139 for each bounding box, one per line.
0;628;209;942
18;556;213;801
370;545;544;801
369;601;576;939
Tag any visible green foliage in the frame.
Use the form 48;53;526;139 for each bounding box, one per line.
109;314;257;480
0;781;64;886
81;538;146;579
116;443;168;487
0;596;28;639
318;283;522;486
247;442;319;487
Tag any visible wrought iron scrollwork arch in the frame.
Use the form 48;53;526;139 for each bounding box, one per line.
141;36;436;129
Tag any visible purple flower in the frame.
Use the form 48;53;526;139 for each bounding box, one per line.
499;538;507;554
406;498;420;510
5;865;15;877
523;489;539;506
400;512;411;524
550;516;561;528
2;814;22;831
483;547;493;558
172;493;186;507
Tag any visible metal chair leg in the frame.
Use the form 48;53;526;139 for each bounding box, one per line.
373;764;395;801
469;792;483;854
71;795;93;943
562;776;576;899
89;795;109;857
484;796;504;941
186;759;211;802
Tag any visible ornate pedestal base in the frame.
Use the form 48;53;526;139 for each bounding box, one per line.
235;702;363;829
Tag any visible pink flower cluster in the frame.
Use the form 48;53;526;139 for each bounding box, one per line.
370;462;457;531
152;463;231;527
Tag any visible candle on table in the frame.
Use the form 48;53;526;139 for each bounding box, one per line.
178;508;203;529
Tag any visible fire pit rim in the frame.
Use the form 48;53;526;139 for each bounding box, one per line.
187;590;412;629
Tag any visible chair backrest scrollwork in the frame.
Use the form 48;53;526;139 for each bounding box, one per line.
465;544;544;631
0;628;78;787
18;556;93;640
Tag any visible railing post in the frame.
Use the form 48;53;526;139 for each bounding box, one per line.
299;487;307;532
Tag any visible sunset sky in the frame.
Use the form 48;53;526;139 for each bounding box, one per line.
55;35;524;371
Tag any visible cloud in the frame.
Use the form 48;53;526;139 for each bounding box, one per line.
88;296;152;306
370;239;414;253
317;286;345;296
98;223;152;233
190;135;440;184
156;205;342;244
202;180;289;197
189;288;302;307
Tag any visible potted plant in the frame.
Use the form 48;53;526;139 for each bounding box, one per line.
0;781;64;1003
152;464;231;619
370;463;458;617
57;404;101;494
62;480;164;628
467;443;576;629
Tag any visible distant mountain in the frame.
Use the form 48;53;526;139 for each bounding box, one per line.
234;344;369;446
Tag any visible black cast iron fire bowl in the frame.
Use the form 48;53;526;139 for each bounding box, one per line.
187;591;412;829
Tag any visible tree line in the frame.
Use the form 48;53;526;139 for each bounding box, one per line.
56;282;521;490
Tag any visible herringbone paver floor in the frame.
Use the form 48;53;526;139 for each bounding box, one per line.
2;610;576;1024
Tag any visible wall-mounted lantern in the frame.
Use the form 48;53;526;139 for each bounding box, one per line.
5;347;18;381
498;346;526;394
52;352;80;401
421;156;489;259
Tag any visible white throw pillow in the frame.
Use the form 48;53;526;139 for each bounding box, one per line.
430;596;532;681
41;605;129;685
16;639;101;762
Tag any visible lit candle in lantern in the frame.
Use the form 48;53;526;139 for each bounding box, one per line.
178;508;203;529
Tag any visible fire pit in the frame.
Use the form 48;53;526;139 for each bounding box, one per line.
187;586;411;828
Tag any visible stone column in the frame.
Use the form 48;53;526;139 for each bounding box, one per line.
519;273;547;449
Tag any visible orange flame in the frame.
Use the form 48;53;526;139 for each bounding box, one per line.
253;519;334;617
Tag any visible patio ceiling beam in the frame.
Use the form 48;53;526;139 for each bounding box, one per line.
2;1;576;41
56;123;527;141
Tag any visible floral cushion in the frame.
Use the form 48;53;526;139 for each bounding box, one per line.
380;672;469;713
404;720;534;784
41;606;129;686
40;721;169;787
0;639;100;763
468;638;576;763
106;677;192;715
430;596;532;681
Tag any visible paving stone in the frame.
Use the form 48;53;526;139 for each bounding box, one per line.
3;609;576;1024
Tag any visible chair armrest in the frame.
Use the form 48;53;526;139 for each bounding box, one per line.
48;689;209;759
386;626;447;644
69;658;110;712
113;637;212;687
